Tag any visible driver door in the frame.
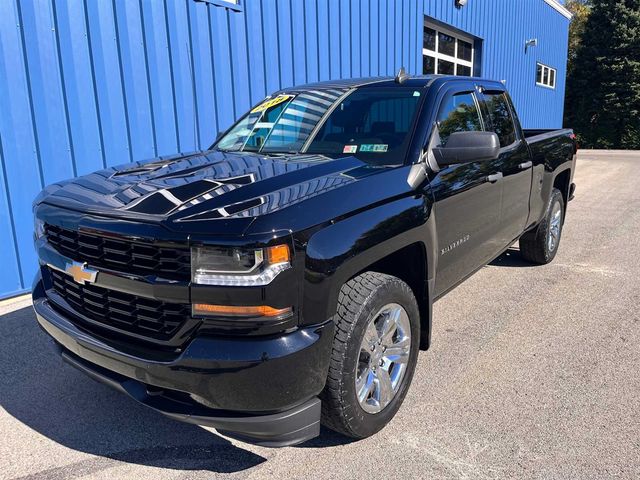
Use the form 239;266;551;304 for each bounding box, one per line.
427;85;504;297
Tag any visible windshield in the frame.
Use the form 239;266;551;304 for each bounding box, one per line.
214;87;424;165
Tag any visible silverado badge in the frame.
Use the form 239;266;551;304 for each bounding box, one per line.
65;261;98;285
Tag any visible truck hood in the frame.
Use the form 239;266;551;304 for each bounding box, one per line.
37;150;393;235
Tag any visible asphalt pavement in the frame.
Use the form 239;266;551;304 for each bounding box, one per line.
1;150;639;479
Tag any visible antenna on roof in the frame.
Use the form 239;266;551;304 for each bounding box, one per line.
395;67;410;84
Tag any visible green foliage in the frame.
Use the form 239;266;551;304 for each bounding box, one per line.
564;0;640;149
566;0;592;72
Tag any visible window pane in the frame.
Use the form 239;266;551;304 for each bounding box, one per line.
424;27;436;51
438;32;455;56
483;93;516;148
549;69;556;87
438;59;455;75
436;92;482;146
217;90;344;152
543;67;549;85
307;88;422;165
457;40;472;61
423;55;435;74
536;64;543;84
456;65;472;77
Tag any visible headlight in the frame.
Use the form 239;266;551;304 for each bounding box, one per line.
191;244;291;286
34;217;45;241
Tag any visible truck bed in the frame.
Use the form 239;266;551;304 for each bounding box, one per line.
523;128;574;144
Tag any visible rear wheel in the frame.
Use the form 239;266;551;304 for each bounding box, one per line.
320;272;420;439
519;188;565;264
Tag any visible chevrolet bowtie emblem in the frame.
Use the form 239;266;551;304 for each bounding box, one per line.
65;261;98;285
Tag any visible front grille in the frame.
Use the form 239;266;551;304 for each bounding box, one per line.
48;267;191;340
44;224;190;281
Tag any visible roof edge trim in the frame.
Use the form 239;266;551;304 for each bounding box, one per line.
543;0;573;20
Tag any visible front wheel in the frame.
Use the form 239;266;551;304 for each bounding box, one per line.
519;188;565;265
320;272;420;439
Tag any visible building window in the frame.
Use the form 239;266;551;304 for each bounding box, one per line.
536;63;556;89
423;24;474;77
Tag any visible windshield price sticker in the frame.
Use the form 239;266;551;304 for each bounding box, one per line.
251;95;295;113
360;144;388;152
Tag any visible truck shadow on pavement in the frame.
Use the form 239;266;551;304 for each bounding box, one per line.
0;305;271;475
488;247;535;268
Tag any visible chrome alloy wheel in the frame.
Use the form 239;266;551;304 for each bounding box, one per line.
355;303;411;414
548;201;563;252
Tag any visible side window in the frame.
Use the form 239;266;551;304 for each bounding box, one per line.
482;92;517;148
435;92;483;146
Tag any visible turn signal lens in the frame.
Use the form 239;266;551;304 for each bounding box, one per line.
266;244;290;264
193;303;292;318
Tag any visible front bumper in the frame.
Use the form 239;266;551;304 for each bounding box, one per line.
32;276;333;447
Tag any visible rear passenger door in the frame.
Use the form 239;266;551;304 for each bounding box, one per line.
428;85;504;297
478;89;533;248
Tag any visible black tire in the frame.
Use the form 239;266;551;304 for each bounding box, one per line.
320;272;420;439
519;188;565;265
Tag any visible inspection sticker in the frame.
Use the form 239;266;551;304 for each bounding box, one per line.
360;144;388;152
251;94;294;113
343;145;358;154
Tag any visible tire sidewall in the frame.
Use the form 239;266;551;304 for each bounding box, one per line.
542;190;565;262
340;278;420;438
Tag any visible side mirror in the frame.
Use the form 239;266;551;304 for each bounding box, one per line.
432;131;500;166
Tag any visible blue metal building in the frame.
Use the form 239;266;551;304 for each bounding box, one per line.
0;0;571;299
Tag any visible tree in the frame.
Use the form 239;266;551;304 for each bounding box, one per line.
564;0;640;149
565;0;592;73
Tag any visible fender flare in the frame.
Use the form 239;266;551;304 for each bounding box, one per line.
301;195;438;349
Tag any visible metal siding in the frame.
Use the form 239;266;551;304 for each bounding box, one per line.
0;0;43;298
423;0;570;129
0;0;569;298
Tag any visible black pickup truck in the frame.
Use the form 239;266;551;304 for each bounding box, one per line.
32;74;577;447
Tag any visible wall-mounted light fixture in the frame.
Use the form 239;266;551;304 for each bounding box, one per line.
525;38;538;53
455;0;467;8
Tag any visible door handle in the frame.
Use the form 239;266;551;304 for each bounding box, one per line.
486;172;503;183
518;161;533;170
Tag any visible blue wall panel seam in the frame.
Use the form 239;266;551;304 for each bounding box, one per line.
50;0;77;177
15;0;45;190
226;11;237;120
139;0;159;157
288;0;296;85
242;4;253;103
162;0;182;150
111;0;134;163
274;0;282;88
259;1;268;97
0;132;25;289
315;0;320;81
82;0;107;169
301;0;308;83
185;1;201;148
206;8;220;133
